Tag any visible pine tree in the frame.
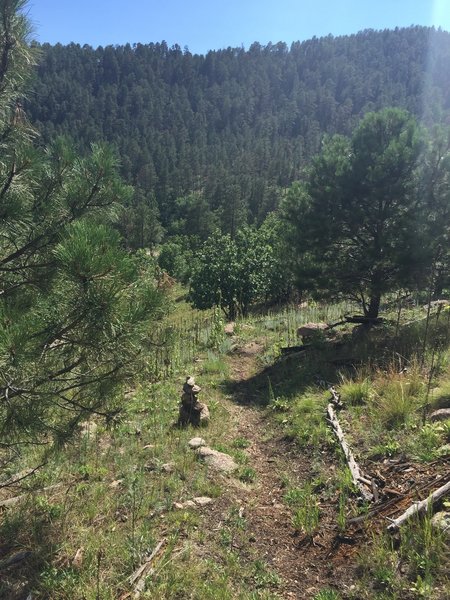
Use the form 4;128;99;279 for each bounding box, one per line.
0;1;164;453
283;108;423;318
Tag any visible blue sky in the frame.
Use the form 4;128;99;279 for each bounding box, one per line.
27;1;450;54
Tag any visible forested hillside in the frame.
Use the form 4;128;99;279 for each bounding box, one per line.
27;27;450;242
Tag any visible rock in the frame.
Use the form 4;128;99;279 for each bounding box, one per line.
196;446;237;473
431;511;450;536
424;299;450;310
193;496;213;506
173;500;197;510
429;408;450;422
72;548;84;570
109;479;123;488
199;403;210;425
436;444;450;457
297;322;328;339
224;322;235;335
178;375;209;427
145;461;175;473
173;497;212;510
188;437;206;449
161;462;175;473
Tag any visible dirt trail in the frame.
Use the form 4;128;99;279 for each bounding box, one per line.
211;341;359;599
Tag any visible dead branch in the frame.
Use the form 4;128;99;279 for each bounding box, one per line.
0;462;46;489
387;479;450;532
0;550;32;570
0;483;64;507
129;539;165;598
329;386;343;408
326;403;374;502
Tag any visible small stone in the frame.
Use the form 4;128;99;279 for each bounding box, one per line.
196;446;237;473
72;548;83;570
224;322;235;335
188;437;206;449
431;511;450;536
193;496;212;506
429;408;450;422
161;462;175;473
109;479;123;488
173;500;196;509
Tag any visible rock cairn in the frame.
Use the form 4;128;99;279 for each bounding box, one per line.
178;376;210;427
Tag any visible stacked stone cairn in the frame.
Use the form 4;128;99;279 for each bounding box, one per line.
178;376;210;427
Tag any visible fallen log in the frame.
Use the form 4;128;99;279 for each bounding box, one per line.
326;403;373;502
0;483;64;508
280;344;310;355
330;357;362;368
327;319;348;329
329;386;343;408
387;479;450;532
344;315;384;325
0;550;32;570
129;539;165;597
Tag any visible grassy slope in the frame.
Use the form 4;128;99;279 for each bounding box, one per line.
0;298;449;599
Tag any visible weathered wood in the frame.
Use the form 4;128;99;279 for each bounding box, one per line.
326;403;373;502
327;319;348;329
280;344;310;355
0;483;64;508
344;315;384;325
371;478;379;503
387;480;450;532
129;539;165;597
329;386;343;408
0;550;32;570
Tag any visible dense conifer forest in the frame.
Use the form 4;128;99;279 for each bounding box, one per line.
26;27;450;241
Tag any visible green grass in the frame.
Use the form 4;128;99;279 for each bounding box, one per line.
2;299;450;599
284;482;321;535
281;390;334;450
339;375;372;405
201;351;230;377
313;591;342;600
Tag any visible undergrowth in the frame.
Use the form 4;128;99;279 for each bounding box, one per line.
1;300;449;599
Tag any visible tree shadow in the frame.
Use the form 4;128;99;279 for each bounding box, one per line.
0;488;75;600
220;323;428;408
0;507;56;600
221;344;344;408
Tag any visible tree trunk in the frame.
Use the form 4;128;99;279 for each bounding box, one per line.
366;291;381;319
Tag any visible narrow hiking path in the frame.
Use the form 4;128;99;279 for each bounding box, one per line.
202;339;360;599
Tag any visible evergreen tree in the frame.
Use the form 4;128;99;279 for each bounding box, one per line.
419;126;450;298
25;27;450;237
283;108;423;318
0;1;164;452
